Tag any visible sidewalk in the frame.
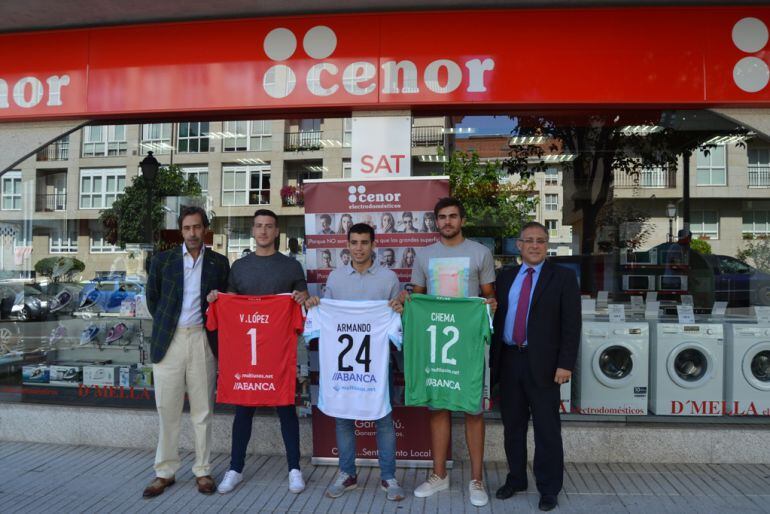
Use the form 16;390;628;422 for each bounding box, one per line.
2;441;769;513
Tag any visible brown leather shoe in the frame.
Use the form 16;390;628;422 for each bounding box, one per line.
143;476;175;498
196;475;217;495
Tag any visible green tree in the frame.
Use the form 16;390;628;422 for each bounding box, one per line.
444;150;538;244
738;236;770;273
690;238;712;255
595;201;653;252
99;164;202;248
34;256;85;282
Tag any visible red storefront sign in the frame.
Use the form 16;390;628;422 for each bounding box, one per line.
2;7;770;120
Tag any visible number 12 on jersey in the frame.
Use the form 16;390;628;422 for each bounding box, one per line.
426;325;459;365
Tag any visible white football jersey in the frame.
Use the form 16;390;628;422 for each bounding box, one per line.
304;299;402;420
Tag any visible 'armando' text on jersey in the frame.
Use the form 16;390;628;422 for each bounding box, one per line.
337;323;372;332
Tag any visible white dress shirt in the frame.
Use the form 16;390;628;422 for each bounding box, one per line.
179;243;204;327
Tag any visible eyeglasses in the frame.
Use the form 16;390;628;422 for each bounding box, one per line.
519;238;548;245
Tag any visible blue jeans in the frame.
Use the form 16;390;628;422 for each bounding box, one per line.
230;405;300;473
335;412;396;480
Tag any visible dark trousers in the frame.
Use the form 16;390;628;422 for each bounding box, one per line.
230;405;300;473
498;345;564;496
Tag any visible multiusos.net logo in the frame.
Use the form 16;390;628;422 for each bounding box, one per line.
260;25;496;99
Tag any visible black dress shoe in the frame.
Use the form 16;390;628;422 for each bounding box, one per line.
538;494;558;511
495;482;524;499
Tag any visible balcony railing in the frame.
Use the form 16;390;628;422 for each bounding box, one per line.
412;126;444;147
749;166;770;187
284;131;322;151
36;193;67;212
36;141;70;161
281;191;305;207
613;168;676;189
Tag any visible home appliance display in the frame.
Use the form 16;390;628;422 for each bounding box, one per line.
658;275;688;292
649;322;724;416
724;323;770;416
574;320;649;415
622;274;655;291
620;248;658;265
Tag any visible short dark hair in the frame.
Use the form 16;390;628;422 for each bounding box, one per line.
178;206;210;230
434;197;466;219
348;223;375;242
253;209;278;224
519;221;548;239
320;214;332;223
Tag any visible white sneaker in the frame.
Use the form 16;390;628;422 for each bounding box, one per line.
217;470;243;494
288;468;305;494
414;473;449;498
469;479;489;507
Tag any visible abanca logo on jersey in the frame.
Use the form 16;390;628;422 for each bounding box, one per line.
426;377;461;390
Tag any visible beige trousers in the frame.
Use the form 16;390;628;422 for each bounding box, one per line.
152;325;216;478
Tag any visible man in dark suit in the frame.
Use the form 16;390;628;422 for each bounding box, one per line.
491;221;580;511
142;206;230;498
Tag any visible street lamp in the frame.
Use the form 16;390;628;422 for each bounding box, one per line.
140;151;160;244
666;202;677;243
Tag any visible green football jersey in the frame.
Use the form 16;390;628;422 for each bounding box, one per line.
402;294;493;412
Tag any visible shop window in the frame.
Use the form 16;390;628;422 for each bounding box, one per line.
180;166;209;195
544;166;559;185
545;193;558;211
140;123;172;154
82;125;127;157
79;168;126;209
222;121;272;152
342;159;351;179
696;144;726;186
1;171;22;211
743;210;770;236
49;222;78;253
222;165;270;206
177;122;210;153
690;210;719;239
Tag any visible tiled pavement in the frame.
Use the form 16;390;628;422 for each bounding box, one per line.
1;441;770;513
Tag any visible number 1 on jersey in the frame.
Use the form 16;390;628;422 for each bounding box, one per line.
426;325;459;365
247;327;257;366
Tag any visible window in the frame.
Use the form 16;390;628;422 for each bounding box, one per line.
743;211;770;235
690;210;719;239
221;165;270;206
696;144;726;186
748;148;770;187
544;166;559;185
50;222;78;253
719;256;752;275
140;123;172;154
80;168;126;209
222;121;272;152
343;118;352;147
342;160;351;179
545;219;558;237
545;194;558;211
177;122;210;153
547;249;558;256
82;125;127;157
227;218;254;253
181;166;209;194
89;220;122;253
1;171;22;210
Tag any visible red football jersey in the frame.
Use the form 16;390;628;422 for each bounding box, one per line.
206;293;304;406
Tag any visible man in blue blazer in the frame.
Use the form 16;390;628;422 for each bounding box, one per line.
490;221;580;511
143;206;230;498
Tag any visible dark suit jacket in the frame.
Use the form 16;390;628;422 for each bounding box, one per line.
146;246;230;363
491;260;581;388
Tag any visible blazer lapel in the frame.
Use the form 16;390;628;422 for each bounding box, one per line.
530;260;554;309
200;247;216;297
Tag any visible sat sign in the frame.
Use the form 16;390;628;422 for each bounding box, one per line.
351;116;412;179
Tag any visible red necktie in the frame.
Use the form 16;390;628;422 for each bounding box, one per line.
513;268;534;347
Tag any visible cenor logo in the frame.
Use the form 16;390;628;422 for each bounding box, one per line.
261;25;495;99
733;17;770;92
347;185;403;204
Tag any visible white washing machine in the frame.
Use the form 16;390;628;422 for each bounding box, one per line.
725;323;770;416
574;321;649;415
649;323;724;416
